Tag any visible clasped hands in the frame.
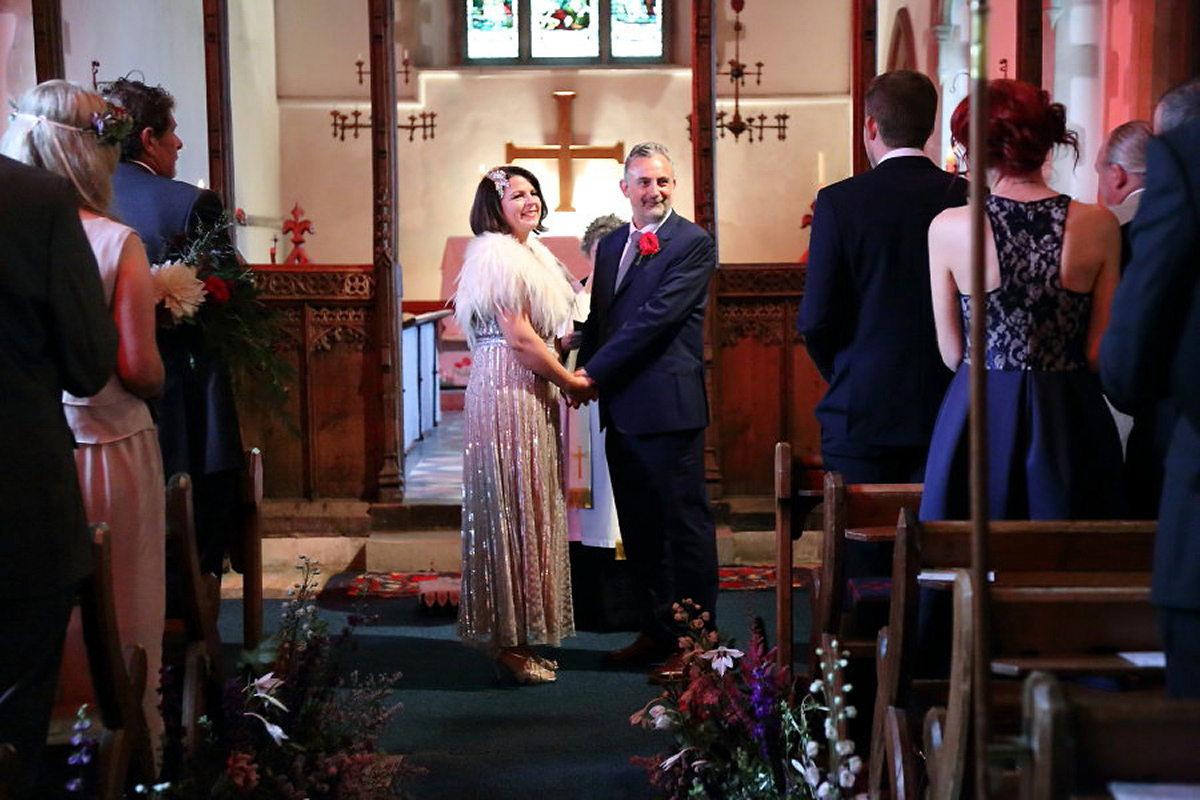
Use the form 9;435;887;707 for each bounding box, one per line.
563;368;596;408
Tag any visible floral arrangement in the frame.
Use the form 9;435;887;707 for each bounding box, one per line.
150;556;419;799
630;601;865;799
150;215;292;402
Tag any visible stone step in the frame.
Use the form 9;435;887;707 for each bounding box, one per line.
366;530;463;572
359;526;824;574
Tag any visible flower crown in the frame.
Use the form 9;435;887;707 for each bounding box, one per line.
8;102;133;147
486;168;509;198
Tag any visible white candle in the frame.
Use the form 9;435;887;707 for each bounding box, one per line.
817;151;826;186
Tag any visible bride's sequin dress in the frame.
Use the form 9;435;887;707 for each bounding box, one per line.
454;232;576;649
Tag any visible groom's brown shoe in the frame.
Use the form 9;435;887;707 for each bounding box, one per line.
603;634;672;668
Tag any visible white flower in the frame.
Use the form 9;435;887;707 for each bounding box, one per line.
244;712;289;745
250;671;289;712
805;740;820;757
648;704;674;730
660;747;694;771
809;679;824;693
839;767;856;788
805;763;821;787
844;705;858;719
150;261;206;322
700;646;744;677
817;781;833;798
847;755;864;774
835;739;855;756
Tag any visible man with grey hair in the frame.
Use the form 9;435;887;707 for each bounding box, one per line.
1096;119;1152;269
1100;76;1200;697
576;142;718;680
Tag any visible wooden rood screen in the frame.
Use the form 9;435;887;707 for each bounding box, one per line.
711;262;825;495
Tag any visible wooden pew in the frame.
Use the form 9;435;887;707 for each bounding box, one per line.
922;568;1160;800
810;472;921;670
239;447;264;651
50;524;155;798
773;442;824;671
162;473;223;760
1021;671;1200;799
870;510;1158;800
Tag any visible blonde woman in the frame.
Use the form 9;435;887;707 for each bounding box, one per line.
2;80;166;750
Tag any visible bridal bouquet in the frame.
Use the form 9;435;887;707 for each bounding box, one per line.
631;601;865;799
150;216;291;400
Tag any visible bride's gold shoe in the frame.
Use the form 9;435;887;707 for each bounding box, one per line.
496;648;556;685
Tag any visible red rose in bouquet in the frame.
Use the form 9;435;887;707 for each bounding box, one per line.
203;274;231;303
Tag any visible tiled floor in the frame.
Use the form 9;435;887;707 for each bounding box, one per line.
403;410;464;505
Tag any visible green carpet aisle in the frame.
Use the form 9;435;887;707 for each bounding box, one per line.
218;587;810;800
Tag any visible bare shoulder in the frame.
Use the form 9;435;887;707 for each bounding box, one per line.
1066;199;1119;233
929;205;969;240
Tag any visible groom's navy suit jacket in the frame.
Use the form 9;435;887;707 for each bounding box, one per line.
797;155;967;456
1100;117;1200;612
111;160;243;479
578;212;716;434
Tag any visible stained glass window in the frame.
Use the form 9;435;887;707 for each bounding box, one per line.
464;0;666;64
531;0;598;59
467;0;519;60
611;0;663;59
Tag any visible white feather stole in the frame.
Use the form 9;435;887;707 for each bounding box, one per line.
452;232;577;348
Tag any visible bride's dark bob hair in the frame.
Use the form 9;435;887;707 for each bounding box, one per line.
950;79;1079;177
470;164;549;236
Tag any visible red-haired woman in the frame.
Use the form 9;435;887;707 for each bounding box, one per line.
919;79;1126;519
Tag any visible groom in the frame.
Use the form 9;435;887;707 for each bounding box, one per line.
576;142;718;679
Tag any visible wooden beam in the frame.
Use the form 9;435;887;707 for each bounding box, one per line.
690;0;716;238
202;0;236;207
369;0;404;502
31;0;64;82
1016;0;1042;87
852;0;877;175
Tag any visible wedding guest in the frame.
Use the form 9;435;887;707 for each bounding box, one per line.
1095;119;1152;270
2;79;167;757
576;142;718;682
797;70;967;485
1101;78;1200;697
920;79;1125;520
103;77;244;582
564;213;632;631
453;165;591;684
0;112;117;797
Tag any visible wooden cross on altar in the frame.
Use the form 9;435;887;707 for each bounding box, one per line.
505;91;624;212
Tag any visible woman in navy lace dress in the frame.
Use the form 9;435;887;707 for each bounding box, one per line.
920;80;1126;520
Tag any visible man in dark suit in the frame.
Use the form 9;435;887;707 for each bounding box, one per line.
797;70;968;484
0;155;117;796
1100;78;1200;698
104;77;244;579
576;142;718;676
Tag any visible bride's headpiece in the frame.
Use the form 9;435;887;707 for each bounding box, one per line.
7;102;133;147
486;168;509;198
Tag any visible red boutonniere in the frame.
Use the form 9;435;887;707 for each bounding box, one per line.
638;231;659;257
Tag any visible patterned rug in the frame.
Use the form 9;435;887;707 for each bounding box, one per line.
317;564;813;606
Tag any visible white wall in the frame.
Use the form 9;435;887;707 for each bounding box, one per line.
61;0;210;190
273;0;854;300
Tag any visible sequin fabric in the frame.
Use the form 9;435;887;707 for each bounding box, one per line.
458;316;574;649
960;194;1092;371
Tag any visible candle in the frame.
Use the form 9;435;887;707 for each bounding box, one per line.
945;148;956;174
402;48;409;62
357;53;363;64
817;151;826;186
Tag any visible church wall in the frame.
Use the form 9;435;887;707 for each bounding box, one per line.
60;0;211;194
272;0;853;300
229;1;282;260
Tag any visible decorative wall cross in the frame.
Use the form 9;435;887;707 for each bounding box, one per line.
282;203;314;265
505;91;624;212
330;109;437;142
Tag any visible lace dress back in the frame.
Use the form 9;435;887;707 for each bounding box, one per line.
920;194;1126;520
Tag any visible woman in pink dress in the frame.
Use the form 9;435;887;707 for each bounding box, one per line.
2;80;166;751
